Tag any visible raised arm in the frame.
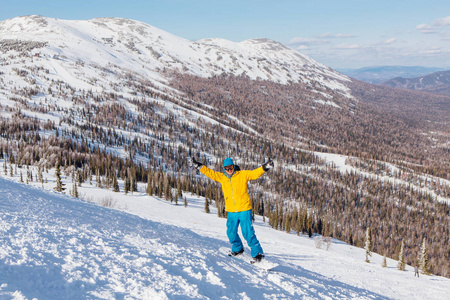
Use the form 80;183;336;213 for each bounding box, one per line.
200;165;226;182
246;158;274;180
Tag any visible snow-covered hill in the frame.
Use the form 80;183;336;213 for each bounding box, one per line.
1;167;449;299
0;15;350;93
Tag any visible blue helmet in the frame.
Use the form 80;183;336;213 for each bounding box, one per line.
223;158;234;167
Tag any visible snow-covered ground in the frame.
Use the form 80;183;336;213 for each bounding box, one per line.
1;165;449;299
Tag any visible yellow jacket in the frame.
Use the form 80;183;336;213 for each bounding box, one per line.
200;165;265;212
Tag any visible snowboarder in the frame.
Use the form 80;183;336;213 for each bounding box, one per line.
414;265;419;277
190;156;274;262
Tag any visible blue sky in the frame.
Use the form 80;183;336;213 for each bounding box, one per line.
2;0;450;68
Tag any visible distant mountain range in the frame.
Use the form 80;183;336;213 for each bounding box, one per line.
381;70;450;95
338;66;445;84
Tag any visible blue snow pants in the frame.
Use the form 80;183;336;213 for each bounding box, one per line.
226;210;263;258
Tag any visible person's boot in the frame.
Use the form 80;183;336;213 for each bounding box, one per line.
228;248;244;256
252;253;264;263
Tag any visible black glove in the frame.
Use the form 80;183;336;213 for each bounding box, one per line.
262;158;274;172
190;156;203;170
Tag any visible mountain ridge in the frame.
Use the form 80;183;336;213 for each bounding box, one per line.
381;70;450;95
0;15;350;92
338;65;445;84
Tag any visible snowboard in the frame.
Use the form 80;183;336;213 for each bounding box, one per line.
219;247;279;271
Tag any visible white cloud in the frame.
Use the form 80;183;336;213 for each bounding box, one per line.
335;43;360;49
319;32;356;39
288;37;329;46
384;38;397;44
335;33;356;38
432;16;450;27
417;16;450;34
417;23;437;34
418;47;446;56
319;32;332;38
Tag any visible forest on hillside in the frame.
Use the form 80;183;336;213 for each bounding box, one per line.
0;32;449;279
1;70;449;277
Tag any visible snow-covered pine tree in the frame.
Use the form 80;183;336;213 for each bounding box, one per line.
77;170;83;187
419;237;430;275
364;227;373;263
72;182;79;198
38;167;43;185
397;241;406;271
382;253;387;268
55;162;66;192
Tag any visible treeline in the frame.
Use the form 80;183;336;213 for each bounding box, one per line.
171;74;450;180
258;165;449;277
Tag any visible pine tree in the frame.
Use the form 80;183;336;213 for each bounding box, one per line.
124;176;130;194
112;173;120;192
131;176;135;194
419;238;430;275
72;182;79;198
177;181;183;200
55;162;66;192
397;241;406;271
38;168;43;185
364;227;373;263
204;198;210;213
285;215;291;234
96;168;102;188
382;253;387;268
157;178;163;198
164;176;171;201
131;168;138;192
146;175;152;195
77;170;83;187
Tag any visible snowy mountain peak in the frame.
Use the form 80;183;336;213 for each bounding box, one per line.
0;15;350;93
243;38;292;50
0;15;49;35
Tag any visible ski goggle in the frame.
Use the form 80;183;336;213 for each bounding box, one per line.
224;166;234;171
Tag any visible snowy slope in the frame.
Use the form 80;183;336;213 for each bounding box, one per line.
0;15;350;93
1;169;449;299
